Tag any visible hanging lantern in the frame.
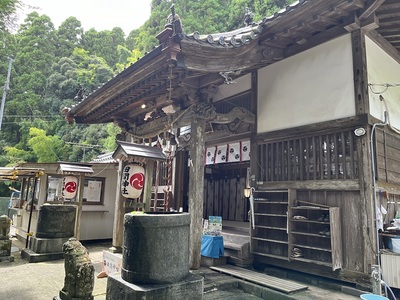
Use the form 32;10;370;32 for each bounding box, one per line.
62;176;78;199
121;164;145;199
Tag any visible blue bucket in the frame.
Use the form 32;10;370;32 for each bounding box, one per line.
360;294;389;300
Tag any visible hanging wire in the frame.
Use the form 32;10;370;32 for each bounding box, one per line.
368;83;400;94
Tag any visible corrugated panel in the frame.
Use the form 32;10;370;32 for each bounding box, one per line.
381;251;400;288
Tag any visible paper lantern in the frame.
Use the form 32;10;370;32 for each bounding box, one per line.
121;164;145;199
62;176;78;199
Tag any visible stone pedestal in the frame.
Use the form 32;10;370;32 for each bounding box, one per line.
22;205;76;263
106;212;203;299
107;273;203;300
0;215;13;262
22;236;70;262
0;239;13;262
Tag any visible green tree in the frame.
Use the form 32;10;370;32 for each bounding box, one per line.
0;0;20;32
27;127;65;163
81;27;126;69
55;17;84;58
0;0;296;167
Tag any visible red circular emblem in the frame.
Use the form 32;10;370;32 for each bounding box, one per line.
129;173;144;190
65;181;77;193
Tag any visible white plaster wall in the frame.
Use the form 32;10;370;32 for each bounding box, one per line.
213;73;251;101
366;37;400;130
80;165;118;240
257;34;355;133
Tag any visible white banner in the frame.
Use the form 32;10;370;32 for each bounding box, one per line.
215;144;228;164
241;140;251;161
227;142;241;162
205;146;216;165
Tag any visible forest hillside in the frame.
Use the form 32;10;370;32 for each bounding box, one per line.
0;0;295;166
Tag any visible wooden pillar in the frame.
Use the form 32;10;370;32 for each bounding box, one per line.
249;71;258;188
352;29;370;116
110;159;124;252
352;29;375;271
74;173;85;240
189;119;206;270
143;159;154;212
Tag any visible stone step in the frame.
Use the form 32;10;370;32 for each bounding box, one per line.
220;231;250;245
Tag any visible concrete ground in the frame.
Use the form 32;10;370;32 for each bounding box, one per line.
0;234;373;300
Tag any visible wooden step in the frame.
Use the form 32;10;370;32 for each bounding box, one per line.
210;265;308;294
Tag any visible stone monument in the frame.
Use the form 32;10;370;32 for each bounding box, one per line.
54;238;94;300
106;212;204;300
0;214;13;262
21;204;76;262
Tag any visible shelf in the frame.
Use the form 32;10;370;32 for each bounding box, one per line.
289;257;332;267
288;205;342;271
254;213;287;217
251;189;342;271
290;219;330;224
251;189;293;264
292;206;329;211
254;200;288;204
292;243;332;252
252;251;290;261
291;231;331;238
255;225;287;231
252;237;288;244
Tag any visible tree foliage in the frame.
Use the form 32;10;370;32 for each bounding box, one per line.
0;0;294;166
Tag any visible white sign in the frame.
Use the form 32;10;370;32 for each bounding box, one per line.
102;250;122;275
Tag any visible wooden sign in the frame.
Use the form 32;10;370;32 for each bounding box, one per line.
121;164;145;199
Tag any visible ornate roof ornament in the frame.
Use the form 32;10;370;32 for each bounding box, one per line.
243;7;254;26
165;4;184;42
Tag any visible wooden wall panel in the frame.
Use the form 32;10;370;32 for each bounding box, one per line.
296;190;364;272
229;178;237;220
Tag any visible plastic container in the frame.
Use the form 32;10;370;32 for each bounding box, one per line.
360;294;389;300
391;238;400;253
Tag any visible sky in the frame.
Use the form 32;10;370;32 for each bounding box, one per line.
18;0;152;35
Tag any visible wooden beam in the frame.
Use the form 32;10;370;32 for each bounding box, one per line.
359;0;385;20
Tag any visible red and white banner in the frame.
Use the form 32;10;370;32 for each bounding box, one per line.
227;142;241;162
205;146;216;165
121;164;145;199
62;176;78;199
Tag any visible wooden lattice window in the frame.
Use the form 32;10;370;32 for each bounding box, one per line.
257;130;358;182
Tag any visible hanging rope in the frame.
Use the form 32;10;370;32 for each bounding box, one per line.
153;153;161;212
165;150;173;211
